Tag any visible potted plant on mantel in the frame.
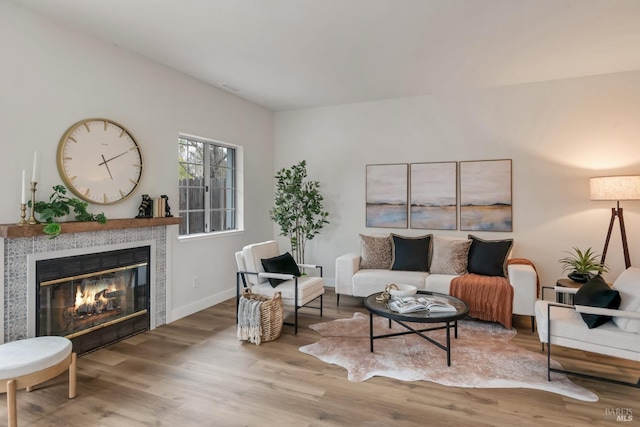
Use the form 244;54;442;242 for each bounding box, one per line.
558;247;609;283
269;160;329;265
29;184;107;238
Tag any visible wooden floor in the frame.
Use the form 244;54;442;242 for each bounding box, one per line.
2;288;639;426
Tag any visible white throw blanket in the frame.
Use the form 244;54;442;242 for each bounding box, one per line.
237;296;263;345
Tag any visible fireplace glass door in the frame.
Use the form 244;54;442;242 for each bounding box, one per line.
39;263;148;338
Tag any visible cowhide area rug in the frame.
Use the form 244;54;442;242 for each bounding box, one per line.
299;312;598;402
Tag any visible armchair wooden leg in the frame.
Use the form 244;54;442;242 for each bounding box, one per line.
531;316;535;333
320;295;323;317
336;294;340;306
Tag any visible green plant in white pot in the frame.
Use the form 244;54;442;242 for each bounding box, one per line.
269;160;329;264
558;247;608;283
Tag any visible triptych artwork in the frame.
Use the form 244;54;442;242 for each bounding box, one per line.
366;159;512;231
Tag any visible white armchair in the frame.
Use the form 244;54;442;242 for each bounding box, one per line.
235;240;325;334
535;267;640;387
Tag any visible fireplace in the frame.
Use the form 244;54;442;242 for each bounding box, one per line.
35;246;151;355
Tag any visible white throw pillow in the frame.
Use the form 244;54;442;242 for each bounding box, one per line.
612;267;640;333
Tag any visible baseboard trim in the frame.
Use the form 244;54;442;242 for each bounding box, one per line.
169;288;236;323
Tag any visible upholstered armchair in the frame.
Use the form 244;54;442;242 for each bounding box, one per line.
535;267;640;387
235;240;324;334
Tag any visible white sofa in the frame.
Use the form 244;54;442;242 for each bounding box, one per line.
535;267;640;386
335;235;538;325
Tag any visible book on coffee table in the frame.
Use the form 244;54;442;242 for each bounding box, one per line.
388;296;457;314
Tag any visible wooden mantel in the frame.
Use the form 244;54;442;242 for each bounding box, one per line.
0;217;181;239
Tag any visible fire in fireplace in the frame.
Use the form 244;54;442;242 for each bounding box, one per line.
36;246;151;355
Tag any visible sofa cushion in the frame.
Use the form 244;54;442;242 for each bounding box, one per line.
574;275;621;328
359;234;392;269
467;235;513;277
261;252;301;287
353;269;428;297
612;267;640;333
430;237;471;275
390;234;432;272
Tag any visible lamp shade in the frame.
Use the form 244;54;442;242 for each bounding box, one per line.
590;175;640;201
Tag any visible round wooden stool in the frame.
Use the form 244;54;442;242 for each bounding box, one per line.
0;336;76;427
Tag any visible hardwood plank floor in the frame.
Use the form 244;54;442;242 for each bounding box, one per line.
2;288;639;426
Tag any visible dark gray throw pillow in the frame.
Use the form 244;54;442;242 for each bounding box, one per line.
261;252;301;287
467;235;513;277
574;275;620;328
390;234;432;272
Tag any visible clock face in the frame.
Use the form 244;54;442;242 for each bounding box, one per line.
57;118;143;205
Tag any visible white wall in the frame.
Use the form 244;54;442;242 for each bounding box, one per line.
274;71;640;288
0;2;275;321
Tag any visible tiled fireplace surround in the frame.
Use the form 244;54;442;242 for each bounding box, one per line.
1;223;173;343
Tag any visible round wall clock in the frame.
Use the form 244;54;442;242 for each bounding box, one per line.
57;118;143;205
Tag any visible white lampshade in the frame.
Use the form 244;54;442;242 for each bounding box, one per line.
590;175;640;201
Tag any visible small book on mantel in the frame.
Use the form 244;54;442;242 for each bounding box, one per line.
388;296;456;314
153;197;166;218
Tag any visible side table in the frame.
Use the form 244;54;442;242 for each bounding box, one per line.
555;278;584;305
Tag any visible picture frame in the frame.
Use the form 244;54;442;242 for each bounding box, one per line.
459;159;512;232
410;162;457;230
366;164;408;228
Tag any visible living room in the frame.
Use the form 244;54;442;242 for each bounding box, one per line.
2;0;640;425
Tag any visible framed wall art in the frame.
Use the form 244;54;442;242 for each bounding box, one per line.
366;164;408;228
410;162;457;230
460;159;512;232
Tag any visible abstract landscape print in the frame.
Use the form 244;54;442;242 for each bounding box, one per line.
410;162;457;230
460;159;512;231
366;164;408;228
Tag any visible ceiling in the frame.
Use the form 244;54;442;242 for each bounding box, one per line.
11;0;640;111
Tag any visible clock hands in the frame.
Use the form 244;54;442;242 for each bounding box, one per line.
98;151;128;166
101;155;114;180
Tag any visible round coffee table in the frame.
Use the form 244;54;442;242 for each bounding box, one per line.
364;291;469;366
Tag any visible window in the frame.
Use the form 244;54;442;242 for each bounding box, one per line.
178;136;237;235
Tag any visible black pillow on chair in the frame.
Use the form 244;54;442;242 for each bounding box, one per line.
574;275;621;328
261;252;301;287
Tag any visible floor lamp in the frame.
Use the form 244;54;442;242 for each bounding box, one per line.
590;175;640;269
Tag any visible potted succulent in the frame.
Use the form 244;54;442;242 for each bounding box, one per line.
558;247;608;283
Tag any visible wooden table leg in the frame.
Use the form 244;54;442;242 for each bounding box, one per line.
69;352;77;399
7;379;17;427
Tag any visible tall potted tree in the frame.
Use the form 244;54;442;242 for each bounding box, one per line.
269;160;329;264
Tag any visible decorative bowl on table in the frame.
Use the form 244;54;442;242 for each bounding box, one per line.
386;283;417;299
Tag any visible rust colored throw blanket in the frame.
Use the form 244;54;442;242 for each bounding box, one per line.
451;274;514;329
450;259;538;329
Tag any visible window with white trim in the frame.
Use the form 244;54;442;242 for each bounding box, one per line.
178;136;237;235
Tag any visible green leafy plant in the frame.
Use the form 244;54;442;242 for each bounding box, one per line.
558;247;609;277
269;160;329;264
29;185;107;237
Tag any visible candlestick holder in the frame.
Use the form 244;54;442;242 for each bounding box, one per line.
27;181;40;225
17;203;27;225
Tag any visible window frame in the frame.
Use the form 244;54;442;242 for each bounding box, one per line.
178;133;244;239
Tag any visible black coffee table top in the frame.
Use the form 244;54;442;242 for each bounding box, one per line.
364;290;469;323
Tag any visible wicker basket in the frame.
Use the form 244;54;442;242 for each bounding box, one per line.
241;289;284;342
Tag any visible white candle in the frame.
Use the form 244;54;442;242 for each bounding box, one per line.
31;150;38;182
21;169;26;204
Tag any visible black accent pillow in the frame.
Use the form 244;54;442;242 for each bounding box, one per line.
261;252;301;287
390;234;432;272
574;275;621;328
467;235;513;277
